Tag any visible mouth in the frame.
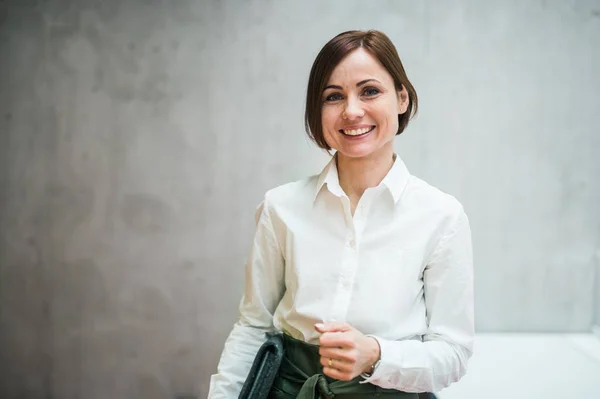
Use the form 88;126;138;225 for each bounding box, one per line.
339;126;375;137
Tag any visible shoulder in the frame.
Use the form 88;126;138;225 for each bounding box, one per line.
404;176;470;256
404;175;465;220
263;175;318;205
255;175;318;221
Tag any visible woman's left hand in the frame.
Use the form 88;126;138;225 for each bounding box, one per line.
314;322;380;381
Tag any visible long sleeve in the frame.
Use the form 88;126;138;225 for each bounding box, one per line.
362;206;474;393
208;196;285;399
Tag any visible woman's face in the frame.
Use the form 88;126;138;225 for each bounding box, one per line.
321;48;408;160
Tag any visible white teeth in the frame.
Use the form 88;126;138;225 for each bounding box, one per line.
342;127;372;136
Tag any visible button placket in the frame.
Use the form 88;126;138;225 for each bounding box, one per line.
336;196;370;320
331;193;364;323
334;254;358;321
347;238;356;248
327;196;353;323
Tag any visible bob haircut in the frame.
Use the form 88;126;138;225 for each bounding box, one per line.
304;30;418;151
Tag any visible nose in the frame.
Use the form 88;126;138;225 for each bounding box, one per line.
343;97;364;120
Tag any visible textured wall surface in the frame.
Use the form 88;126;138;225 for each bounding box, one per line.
1;0;599;398
596;250;600;329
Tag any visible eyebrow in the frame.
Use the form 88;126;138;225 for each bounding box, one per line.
323;79;381;91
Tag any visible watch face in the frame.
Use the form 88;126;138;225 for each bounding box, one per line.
373;359;381;371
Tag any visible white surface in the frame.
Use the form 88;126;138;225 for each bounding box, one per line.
438;334;600;399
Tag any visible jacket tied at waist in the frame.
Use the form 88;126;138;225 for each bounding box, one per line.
269;333;417;399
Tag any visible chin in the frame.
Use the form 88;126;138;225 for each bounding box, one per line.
336;148;375;160
335;143;391;160
328;130;395;160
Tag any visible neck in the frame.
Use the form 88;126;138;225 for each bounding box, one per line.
336;146;395;202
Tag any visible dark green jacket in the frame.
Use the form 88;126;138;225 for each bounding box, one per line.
268;334;418;399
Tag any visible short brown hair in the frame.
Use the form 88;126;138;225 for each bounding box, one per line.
304;30;418;151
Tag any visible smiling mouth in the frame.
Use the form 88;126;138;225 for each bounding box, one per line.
339;126;375;137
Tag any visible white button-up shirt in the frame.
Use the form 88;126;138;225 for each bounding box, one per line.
209;154;474;397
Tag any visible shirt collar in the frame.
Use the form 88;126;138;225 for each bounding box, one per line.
313;153;411;204
313;155;343;201
381;153;411;203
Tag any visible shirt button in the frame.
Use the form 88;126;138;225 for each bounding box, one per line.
348;239;355;248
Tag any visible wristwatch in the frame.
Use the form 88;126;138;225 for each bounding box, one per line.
360;335;382;378
361;359;381;378
361;358;381;378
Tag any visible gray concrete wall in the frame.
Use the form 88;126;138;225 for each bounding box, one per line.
596;250;600;332
1;0;599;398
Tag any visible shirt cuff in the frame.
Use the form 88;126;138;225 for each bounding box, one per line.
360;334;384;382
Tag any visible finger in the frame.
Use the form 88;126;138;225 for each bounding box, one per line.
319;347;357;364
319;331;356;349
314;322;351;333
322;364;354;381
319;356;352;373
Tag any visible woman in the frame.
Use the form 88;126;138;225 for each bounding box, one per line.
208;30;474;398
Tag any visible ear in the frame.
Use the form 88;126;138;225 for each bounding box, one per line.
396;86;409;115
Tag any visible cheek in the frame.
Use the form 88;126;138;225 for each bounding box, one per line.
385;104;400;131
320;111;335;147
386;116;399;136
321;109;338;131
388;109;399;129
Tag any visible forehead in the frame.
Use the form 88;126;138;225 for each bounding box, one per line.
327;48;393;85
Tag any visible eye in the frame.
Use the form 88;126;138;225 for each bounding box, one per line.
324;92;343;102
363;87;381;97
